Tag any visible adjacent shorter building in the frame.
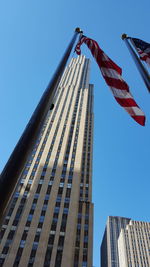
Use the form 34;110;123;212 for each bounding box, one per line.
101;216;130;267
101;216;150;267
118;219;150;267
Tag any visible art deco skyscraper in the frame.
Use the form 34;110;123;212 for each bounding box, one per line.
0;55;94;267
101;216;150;267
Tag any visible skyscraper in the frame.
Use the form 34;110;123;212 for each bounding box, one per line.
101;216;150;267
0;55;94;267
101;216;130;267
118;219;150;267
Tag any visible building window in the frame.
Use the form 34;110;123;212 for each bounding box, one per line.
7;230;15;240
74;248;79;266
66;188;71;198
42;204;47;211
13;247;23;266
63;208;68;214
54;207;60;213
34;193;39;199
37;222;43;229
36;184;42;194
29;209;34;215
46;185;51;194
48;234;55;245
51;220;57;231
44;199;48;205
32;242;38;250
2;246;9;254
45;194;50;201
27;214;33;222
0;228;6;240
22;230;28;240
12;219;18;227
39;216;45;223
20;240;26;248
64;202;69;208
44;247;52;266
34;233;40;242
55;249;63;266
33;198;38;204
0;259;5;265
58;187;63;195
58;236;64;247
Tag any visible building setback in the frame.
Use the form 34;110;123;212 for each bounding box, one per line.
0;55;94;267
101;216;150;267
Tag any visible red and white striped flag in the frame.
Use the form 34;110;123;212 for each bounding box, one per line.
75;36;145;126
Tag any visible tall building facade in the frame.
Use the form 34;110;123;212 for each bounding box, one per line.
101;216;130;267
101;216;150;267
0;55;94;267
118;219;150;267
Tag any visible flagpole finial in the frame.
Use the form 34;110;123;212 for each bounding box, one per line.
75;27;83;33
121;33;128;40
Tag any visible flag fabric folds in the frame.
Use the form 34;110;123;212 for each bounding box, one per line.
75;36;145;126
130;38;150;67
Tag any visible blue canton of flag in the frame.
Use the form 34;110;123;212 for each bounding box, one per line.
131;37;150;67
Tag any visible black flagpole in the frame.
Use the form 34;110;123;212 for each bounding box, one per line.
121;33;150;93
0;27;82;220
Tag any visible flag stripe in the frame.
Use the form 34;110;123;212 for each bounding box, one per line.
124;106;145;116
132;116;145;126
115;97;140;107
100;67;121;79
75;36;145;126
110;87;132;99
104;77;128;91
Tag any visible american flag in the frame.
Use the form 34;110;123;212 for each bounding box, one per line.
75;35;145;126
131;38;150;67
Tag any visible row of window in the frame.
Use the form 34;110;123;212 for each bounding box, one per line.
44;80;85;266
43;85;83;266
5;88;67;265
0;84;66;264
74;83;93;267
25;79;81;266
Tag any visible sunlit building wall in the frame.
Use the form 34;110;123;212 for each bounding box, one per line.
118;220;150;267
0;55;94;267
101;216;131;267
101;216;150;267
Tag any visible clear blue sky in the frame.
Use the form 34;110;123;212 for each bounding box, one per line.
0;1;149;266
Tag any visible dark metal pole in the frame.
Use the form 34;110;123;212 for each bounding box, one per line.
121;33;150;93
0;27;82;218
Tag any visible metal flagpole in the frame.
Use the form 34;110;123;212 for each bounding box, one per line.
0;27;82;220
121;33;150;93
